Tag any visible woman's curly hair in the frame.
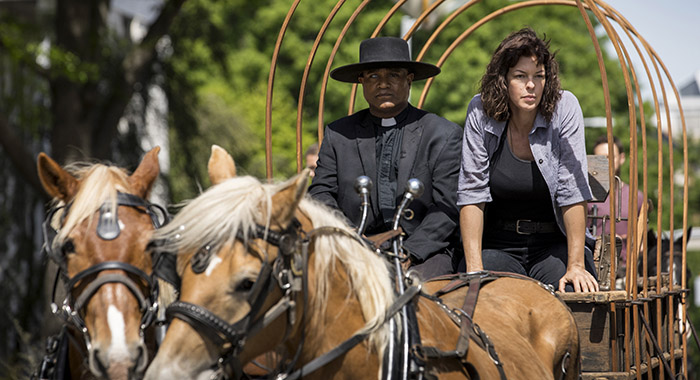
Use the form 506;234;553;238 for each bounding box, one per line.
480;28;561;122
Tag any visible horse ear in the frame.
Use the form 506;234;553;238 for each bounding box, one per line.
37;152;79;201
128;147;160;198
270;169;310;226
208;145;236;185
677;227;692;244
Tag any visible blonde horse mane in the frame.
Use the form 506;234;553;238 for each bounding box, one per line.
153;175;396;353
53;163;131;246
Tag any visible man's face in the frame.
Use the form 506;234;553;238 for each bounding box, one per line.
305;153;318;177
358;68;413;118
594;142;625;175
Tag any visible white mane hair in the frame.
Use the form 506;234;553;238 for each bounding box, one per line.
298;197;396;353
152;174;397;355
53;164;130;246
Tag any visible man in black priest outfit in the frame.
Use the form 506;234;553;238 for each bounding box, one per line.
309;36;462;279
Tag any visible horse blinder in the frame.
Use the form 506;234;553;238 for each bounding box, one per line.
191;244;213;274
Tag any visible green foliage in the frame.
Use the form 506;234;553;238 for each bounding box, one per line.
165;0;403;201
164;0;633;203
418;1;629;123
1;11;114;85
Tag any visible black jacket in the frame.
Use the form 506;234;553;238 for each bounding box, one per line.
309;104;462;262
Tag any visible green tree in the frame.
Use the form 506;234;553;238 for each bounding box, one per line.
164;0;631;202
0;0;186;370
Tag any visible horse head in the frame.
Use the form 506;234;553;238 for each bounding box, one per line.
145;145;313;379
37;147;163;379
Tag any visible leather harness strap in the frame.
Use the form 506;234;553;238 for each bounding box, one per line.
454;278;480;356
283;284;421;380
416;272;508;380
364;227;403;250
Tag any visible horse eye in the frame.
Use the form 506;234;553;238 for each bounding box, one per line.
61;239;75;256
236;279;255;293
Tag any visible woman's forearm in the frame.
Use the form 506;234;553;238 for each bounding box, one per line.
460;203;485;272
562;202;587;269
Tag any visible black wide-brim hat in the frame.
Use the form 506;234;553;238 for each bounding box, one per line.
330;37;441;83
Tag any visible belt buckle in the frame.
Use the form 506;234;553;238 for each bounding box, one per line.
515;219;532;235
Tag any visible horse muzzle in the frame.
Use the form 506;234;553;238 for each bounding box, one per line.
88;340;149;380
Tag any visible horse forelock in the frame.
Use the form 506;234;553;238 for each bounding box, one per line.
55;164;131;245
152;176;273;260
298;198;395;354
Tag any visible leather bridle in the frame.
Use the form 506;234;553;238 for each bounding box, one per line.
42;191;168;350
165;219;308;379
163;216;426;380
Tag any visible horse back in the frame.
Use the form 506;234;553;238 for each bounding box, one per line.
419;274;580;380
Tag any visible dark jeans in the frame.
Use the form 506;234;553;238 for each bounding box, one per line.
457;230;597;292
410;250;461;281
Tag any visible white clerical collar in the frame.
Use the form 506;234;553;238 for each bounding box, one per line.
381;117;397;127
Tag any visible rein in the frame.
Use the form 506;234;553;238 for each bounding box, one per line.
164;215;524;380
42;191;168;349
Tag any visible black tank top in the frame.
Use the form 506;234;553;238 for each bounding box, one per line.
484;129;557;231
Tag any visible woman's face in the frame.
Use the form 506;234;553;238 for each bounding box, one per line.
506;55;545;115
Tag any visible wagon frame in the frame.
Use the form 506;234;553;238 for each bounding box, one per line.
260;1;692;378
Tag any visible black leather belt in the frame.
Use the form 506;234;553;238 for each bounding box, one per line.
498;220;557;235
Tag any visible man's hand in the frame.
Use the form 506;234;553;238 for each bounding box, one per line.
401;256;412;272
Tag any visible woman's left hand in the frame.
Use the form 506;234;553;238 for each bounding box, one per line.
558;265;599;292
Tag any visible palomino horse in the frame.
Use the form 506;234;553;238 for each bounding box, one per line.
145;146;579;379
37;148;166;379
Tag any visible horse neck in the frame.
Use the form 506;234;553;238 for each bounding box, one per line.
288;253;380;376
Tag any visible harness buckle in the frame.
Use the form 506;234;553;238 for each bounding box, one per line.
276;268;293;290
404;270;422;290
290;253;304;277
411;344;427;361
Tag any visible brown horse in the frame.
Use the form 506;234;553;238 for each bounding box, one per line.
144;145;579;380
37;148;165;379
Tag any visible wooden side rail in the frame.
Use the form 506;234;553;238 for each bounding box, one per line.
587;154;617;290
587;154;611;203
